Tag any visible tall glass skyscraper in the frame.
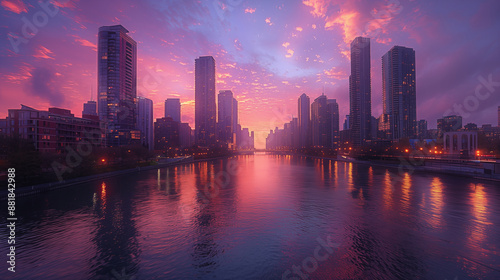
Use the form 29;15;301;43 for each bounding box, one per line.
217;90;238;146
165;98;181;123
195;56;217;147
136;96;153;150
298;93;310;148
328;99;340;148
97;25;137;147
349;36;371;147
382;46;416;140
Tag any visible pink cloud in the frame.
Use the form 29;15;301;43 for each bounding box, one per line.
33;46;55;60
1;0;27;14
244;7;256;14
74;37;98;51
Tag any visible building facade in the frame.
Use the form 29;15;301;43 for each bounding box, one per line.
195;56;217;147
349;37;372;146
298;93;310;148
328;99;340;148
97;25;137;147
179;122;192;148
417;119;427;139
217;90;238;147
165;98;181;123
382;46;416;140
154;117;179;151
443;131;477;158
437;115;463;137
6;105;102;153
136;97;154;150
82;101;97;117
311;95;338;148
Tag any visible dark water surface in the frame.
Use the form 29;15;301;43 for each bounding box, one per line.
2;154;500;279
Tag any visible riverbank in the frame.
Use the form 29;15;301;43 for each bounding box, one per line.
1;155;234;200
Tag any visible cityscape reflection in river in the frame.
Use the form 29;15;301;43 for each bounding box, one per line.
1;154;499;279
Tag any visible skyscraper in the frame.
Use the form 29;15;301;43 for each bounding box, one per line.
195;56;216;147
298;93;310;148
328;99;340;148
382;46;416;140
97;25;137;147
165;98;181;123
82;101;97;117
179;122;192;148
437;115;463;137
136;97;153;150
232;97;238;142
218;90;238;146
349;37;371;146
154;117;179;151
311;95;331;148
417;119;427;139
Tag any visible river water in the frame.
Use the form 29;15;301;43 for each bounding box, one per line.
1;154;500;279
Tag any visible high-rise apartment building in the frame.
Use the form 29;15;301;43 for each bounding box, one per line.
82;101;97;117
382;46;416;140
218;90;238;146
349;37;371;146
165;98;181;123
311;95;337;148
195;56;216;147
328;99;340;148
136;97;153;150
97;25;137;147
298;93;310;148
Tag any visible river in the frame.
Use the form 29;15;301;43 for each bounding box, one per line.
1;154;500;279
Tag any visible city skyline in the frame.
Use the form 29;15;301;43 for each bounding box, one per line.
1;0;500;149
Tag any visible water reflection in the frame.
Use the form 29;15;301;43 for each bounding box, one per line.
428;177;444;228
383;170;393;210
468;183;489;246
0;155;499;279
90;179;141;279
400;173;412;214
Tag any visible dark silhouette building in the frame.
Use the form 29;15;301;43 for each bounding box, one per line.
382;46;416;140
195;56;217;147
298;93;310;148
82;101;97;117
349;37;371;146
217;90;238;148
154;117;179;151
165;98;181;123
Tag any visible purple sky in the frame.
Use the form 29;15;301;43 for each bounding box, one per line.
1;0;499;148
